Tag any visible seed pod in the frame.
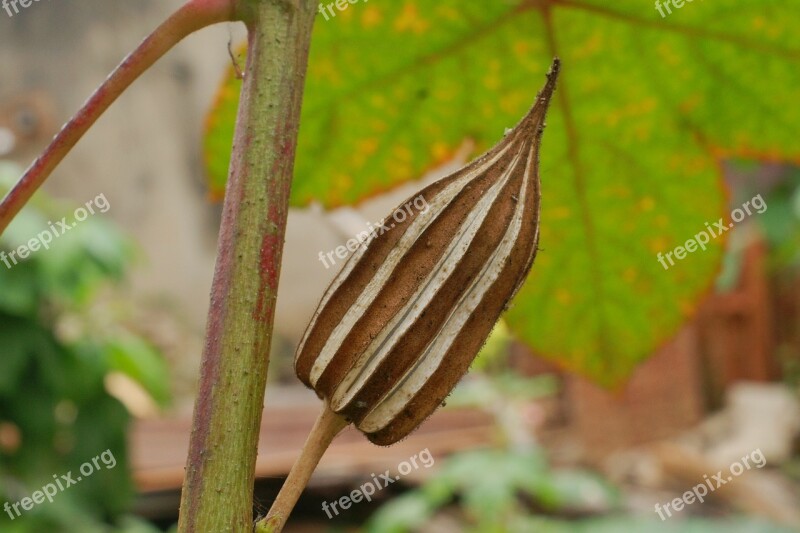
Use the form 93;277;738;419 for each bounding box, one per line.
296;59;560;445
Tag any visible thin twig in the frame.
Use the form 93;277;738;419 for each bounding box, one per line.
228;34;245;80
255;403;349;532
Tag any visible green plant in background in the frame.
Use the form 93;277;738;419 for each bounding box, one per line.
0;163;169;532
365;329;797;533
365;447;620;533
710;166;800;388
715;165;800;289
759;172;800;391
759;172;800;272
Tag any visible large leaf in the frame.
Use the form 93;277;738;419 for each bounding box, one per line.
204;1;800;385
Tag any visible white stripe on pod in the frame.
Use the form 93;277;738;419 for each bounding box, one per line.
330;147;524;411
295;214;375;359
308;143;514;386
358;144;535;433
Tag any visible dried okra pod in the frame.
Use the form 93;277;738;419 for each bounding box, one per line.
296;59;560;445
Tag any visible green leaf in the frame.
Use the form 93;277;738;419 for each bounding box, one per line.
365;492;435;533
0;316;39;395
106;335;171;407
36;218;132;304
204;1;799;385
523;469;620;513
513;516;799;533
0;264;39;318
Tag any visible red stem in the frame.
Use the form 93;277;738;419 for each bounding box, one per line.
0;0;236;235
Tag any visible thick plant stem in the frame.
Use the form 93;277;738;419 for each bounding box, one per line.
0;0;235;236
177;1;317;531
255;404;348;532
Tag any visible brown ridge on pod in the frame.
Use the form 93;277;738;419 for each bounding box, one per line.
295;58;560;445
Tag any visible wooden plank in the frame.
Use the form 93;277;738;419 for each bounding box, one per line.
130;392;495;493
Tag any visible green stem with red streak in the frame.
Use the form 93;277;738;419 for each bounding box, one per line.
177;1;318;531
0;0;322;529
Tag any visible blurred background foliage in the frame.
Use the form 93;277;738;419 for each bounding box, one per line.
366;330;797;533
758;171;800;272
0;163;169;532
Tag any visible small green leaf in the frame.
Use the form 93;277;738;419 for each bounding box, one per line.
106;336;171;407
0;317;37;395
366;492;435;533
